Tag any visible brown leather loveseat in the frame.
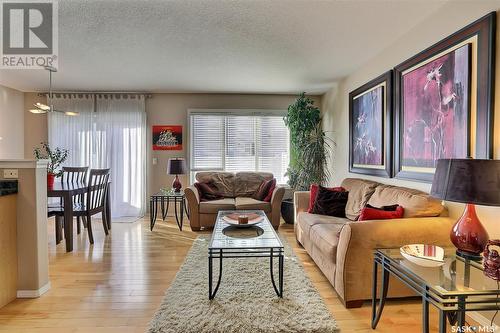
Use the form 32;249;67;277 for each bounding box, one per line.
185;171;285;231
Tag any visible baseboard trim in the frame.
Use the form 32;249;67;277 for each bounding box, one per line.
17;282;51;298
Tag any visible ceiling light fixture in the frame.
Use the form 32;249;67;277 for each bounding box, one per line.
30;66;79;116
29;108;49;114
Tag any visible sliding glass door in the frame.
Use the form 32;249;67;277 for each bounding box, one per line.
48;94;147;220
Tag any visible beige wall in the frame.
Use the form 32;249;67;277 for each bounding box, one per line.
23;93;48;159
21;92;320;198
146;93;320;197
0;85;24;159
322;3;500;238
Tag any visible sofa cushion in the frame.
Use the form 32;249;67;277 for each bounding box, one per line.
196;172;235;197
309;224;343;260
308;184;345;213
311;186;348;217
253;178;276;201
199;198;236;214
367;184;444;218
234;172;273;197
358;205;404;221
235;197;271;212
296;212;347;239
341;178;379;221
263;179;276;202
194;182;224;201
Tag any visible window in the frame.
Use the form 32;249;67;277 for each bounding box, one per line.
189;111;290;184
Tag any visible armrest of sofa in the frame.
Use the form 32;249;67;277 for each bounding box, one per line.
185;186;200;205
270;185;285;206
270;185;285;229
294;191;310;218
185;186;201;231
334;216;455;303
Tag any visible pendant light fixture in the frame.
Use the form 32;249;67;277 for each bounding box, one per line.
29;66;79;116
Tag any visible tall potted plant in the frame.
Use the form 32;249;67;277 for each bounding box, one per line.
281;93;333;223
34;142;69;188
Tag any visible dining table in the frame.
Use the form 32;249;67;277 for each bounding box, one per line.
47;181;111;252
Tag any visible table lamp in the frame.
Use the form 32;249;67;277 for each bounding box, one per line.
431;159;500;260
167;158;187;192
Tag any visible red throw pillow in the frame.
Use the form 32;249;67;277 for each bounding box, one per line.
254;178;276;202
194;182;223;202
358;205;404;221
263;179;276;202
308;184;345;213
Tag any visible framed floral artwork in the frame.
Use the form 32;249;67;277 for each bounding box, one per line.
394;12;495;182
349;70;392;177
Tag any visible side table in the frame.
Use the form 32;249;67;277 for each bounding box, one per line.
372;247;500;333
150;189;189;231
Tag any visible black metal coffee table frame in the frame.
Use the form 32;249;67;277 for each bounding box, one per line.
208;210;284;300
372;249;500;333
150;191;189;231
208;247;284;299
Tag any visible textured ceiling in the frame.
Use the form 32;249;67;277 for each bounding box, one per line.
0;0;447;93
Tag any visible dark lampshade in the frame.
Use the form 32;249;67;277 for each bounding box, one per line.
430;158;500;259
167;158;187;175
431;159;500;206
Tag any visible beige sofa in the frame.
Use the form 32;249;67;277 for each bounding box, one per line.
294;178;455;308
185;171;285;231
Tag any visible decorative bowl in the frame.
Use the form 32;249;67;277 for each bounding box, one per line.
400;244;445;267
222;214;263;228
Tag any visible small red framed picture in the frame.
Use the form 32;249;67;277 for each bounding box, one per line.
152;125;182;150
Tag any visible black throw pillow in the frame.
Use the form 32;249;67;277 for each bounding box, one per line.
311;185;349;217
366;203;399;211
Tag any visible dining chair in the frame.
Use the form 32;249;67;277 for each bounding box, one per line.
62;166;88;184
48;166;89;244
79;168;110;244
63;166;89;233
51;168;110;245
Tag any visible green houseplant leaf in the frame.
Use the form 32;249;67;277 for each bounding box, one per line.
33;142;69;177
284;93;333;191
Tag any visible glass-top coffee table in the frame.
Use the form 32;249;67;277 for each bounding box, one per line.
372;247;500;333
208;210;284;299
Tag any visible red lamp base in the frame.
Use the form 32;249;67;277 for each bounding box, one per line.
172;175;182;192
450;203;489;260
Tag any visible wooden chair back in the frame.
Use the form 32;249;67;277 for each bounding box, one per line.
86;169;110;212
62;166;88;184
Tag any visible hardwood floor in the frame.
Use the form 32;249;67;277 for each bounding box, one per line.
0;217;442;332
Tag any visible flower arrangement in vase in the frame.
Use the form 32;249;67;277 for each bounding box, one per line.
33;142;69;188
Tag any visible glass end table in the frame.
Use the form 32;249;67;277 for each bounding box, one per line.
372;247;500;333
150;189;189;231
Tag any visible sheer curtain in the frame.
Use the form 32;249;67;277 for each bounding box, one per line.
48;94;147;221
47;95;94;167
95;95;147;220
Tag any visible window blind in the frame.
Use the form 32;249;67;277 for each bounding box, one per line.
189;112;290;184
190;114;224;171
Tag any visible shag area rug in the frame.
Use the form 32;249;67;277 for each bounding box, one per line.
148;235;338;333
